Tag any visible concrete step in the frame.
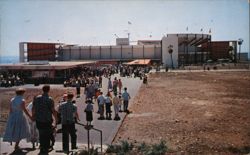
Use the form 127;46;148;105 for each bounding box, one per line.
0;138;108;154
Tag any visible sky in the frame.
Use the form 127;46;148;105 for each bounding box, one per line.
0;0;249;57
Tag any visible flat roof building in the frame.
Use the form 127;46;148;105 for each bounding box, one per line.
19;33;240;68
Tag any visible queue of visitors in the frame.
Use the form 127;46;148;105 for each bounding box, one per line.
2;64;147;154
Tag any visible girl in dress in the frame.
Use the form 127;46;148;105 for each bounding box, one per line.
3;88;32;150
26;99;39;149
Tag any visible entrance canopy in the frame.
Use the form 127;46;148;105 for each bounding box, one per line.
124;59;151;66
0;61;96;70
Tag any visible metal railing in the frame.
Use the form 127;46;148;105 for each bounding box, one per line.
76;122;103;154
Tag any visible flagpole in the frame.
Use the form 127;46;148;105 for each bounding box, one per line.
128;21;132;41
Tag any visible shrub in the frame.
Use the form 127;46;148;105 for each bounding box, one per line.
138;142;150;155
150;140;168;155
107;140;168;155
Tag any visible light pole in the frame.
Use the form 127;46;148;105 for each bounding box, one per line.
168;45;174;69
238;38;243;61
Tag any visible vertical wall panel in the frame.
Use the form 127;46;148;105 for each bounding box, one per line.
111;46;122;59
144;45;155;59
122;45;132;59
133;46;143;59
100;46;110;59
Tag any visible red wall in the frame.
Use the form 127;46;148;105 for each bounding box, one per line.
202;42;230;60
27;43;56;61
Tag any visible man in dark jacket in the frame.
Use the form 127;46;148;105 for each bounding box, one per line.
32;85;57;154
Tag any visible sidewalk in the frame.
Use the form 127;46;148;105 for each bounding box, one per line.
0;140;108;155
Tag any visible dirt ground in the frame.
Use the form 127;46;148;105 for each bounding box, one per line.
0;86;75;136
114;71;250;154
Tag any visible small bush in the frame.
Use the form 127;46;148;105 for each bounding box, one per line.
106;144;121;153
107;140;168;155
150;140;168;155
107;141;134;155
138;142;150;154
120;140;134;153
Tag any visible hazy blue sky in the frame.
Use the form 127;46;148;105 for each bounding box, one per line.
0;0;249;57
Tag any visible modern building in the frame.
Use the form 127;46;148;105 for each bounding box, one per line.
19;33;239;68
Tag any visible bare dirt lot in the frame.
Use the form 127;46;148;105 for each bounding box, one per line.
114;71;250;154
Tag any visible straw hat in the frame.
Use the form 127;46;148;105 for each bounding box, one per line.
16;87;26;95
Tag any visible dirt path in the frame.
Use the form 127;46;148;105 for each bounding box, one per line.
113;71;250;154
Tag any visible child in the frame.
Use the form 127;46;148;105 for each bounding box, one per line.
84;99;93;127
27;101;39;149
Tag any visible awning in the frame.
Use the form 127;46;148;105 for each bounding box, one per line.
124;59;151;66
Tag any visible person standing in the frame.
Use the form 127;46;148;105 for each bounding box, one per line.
26;98;39;149
76;80;81;98
88;81;96;100
118;79;123;94
143;75;148;86
112;93;121;120
98;75;102;88
107;78;112;92
3;88;32;151
105;92;112;120
84;99;93;126
32;85;57;154
113;77;118;94
122;87;131;113
59;92;80;153
97;92;105;120
118;94;123;112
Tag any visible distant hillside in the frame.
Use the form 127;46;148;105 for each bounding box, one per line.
0;56;19;64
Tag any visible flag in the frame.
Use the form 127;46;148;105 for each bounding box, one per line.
200;28;203;32
128;21;132;25
186;26;188;31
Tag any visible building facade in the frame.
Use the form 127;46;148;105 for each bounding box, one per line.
20;33;239;68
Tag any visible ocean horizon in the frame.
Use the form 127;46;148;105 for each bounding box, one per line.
0;56;19;64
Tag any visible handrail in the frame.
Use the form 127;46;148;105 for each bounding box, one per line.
0;120;103;153
76;122;103;154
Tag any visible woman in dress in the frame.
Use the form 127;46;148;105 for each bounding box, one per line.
3;88;32;150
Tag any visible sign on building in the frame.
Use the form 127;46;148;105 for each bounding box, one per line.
116;38;129;45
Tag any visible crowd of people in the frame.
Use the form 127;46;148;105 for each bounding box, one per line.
2;64;150;154
2;80;132;154
0;74;24;87
119;65;150;79
63;66;117;87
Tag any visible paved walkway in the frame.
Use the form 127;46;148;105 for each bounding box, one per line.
0;74;142;154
